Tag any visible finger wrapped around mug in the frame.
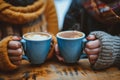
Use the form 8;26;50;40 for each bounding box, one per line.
47;34;57;59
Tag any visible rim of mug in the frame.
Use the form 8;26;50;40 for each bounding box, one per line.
56;30;85;40
23;32;52;41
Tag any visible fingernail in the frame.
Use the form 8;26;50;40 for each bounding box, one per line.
87;35;92;38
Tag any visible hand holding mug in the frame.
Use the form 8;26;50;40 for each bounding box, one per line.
8;36;23;65
55;44;64;62
84;35;101;64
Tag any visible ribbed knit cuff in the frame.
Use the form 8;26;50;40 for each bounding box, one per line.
89;31;120;70
113;36;120;67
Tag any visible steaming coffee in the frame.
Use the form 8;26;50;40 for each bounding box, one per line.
24;32;50;41
58;31;83;38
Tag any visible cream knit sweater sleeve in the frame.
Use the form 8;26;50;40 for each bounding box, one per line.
89;31;120;70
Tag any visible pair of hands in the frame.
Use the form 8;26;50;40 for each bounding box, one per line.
8;35;101;66
55;35;101;65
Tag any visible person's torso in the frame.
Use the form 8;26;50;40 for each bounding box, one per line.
62;0;120;36
0;0;47;40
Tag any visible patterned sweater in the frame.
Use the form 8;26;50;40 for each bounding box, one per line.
0;0;58;71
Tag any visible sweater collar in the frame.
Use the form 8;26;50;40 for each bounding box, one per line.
0;0;46;24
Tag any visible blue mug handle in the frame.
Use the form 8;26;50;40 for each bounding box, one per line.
80;38;88;56
82;38;88;49
20;39;29;60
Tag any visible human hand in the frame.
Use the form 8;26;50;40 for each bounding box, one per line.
55;44;64;62
84;35;101;64
8;36;23;65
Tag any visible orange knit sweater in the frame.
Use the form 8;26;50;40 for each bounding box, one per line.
0;0;59;71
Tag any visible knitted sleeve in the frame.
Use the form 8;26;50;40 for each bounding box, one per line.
44;0;59;35
89;31;120;70
0;36;18;71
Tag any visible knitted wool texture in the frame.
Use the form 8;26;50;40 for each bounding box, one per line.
0;36;18;71
90;31;120;70
0;0;58;71
0;0;59;35
0;0;45;24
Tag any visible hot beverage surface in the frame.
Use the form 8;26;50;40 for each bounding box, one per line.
59;31;83;38
25;33;49;40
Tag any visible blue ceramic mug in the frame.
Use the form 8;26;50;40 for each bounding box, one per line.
56;30;87;63
21;32;52;64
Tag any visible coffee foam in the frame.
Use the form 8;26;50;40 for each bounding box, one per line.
25;33;50;40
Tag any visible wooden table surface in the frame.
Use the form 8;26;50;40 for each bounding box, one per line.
0;59;120;80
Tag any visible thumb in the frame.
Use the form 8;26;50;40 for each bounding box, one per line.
12;36;21;41
86;35;96;40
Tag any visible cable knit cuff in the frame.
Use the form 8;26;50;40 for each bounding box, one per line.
0;36;18;71
89;31;120;70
